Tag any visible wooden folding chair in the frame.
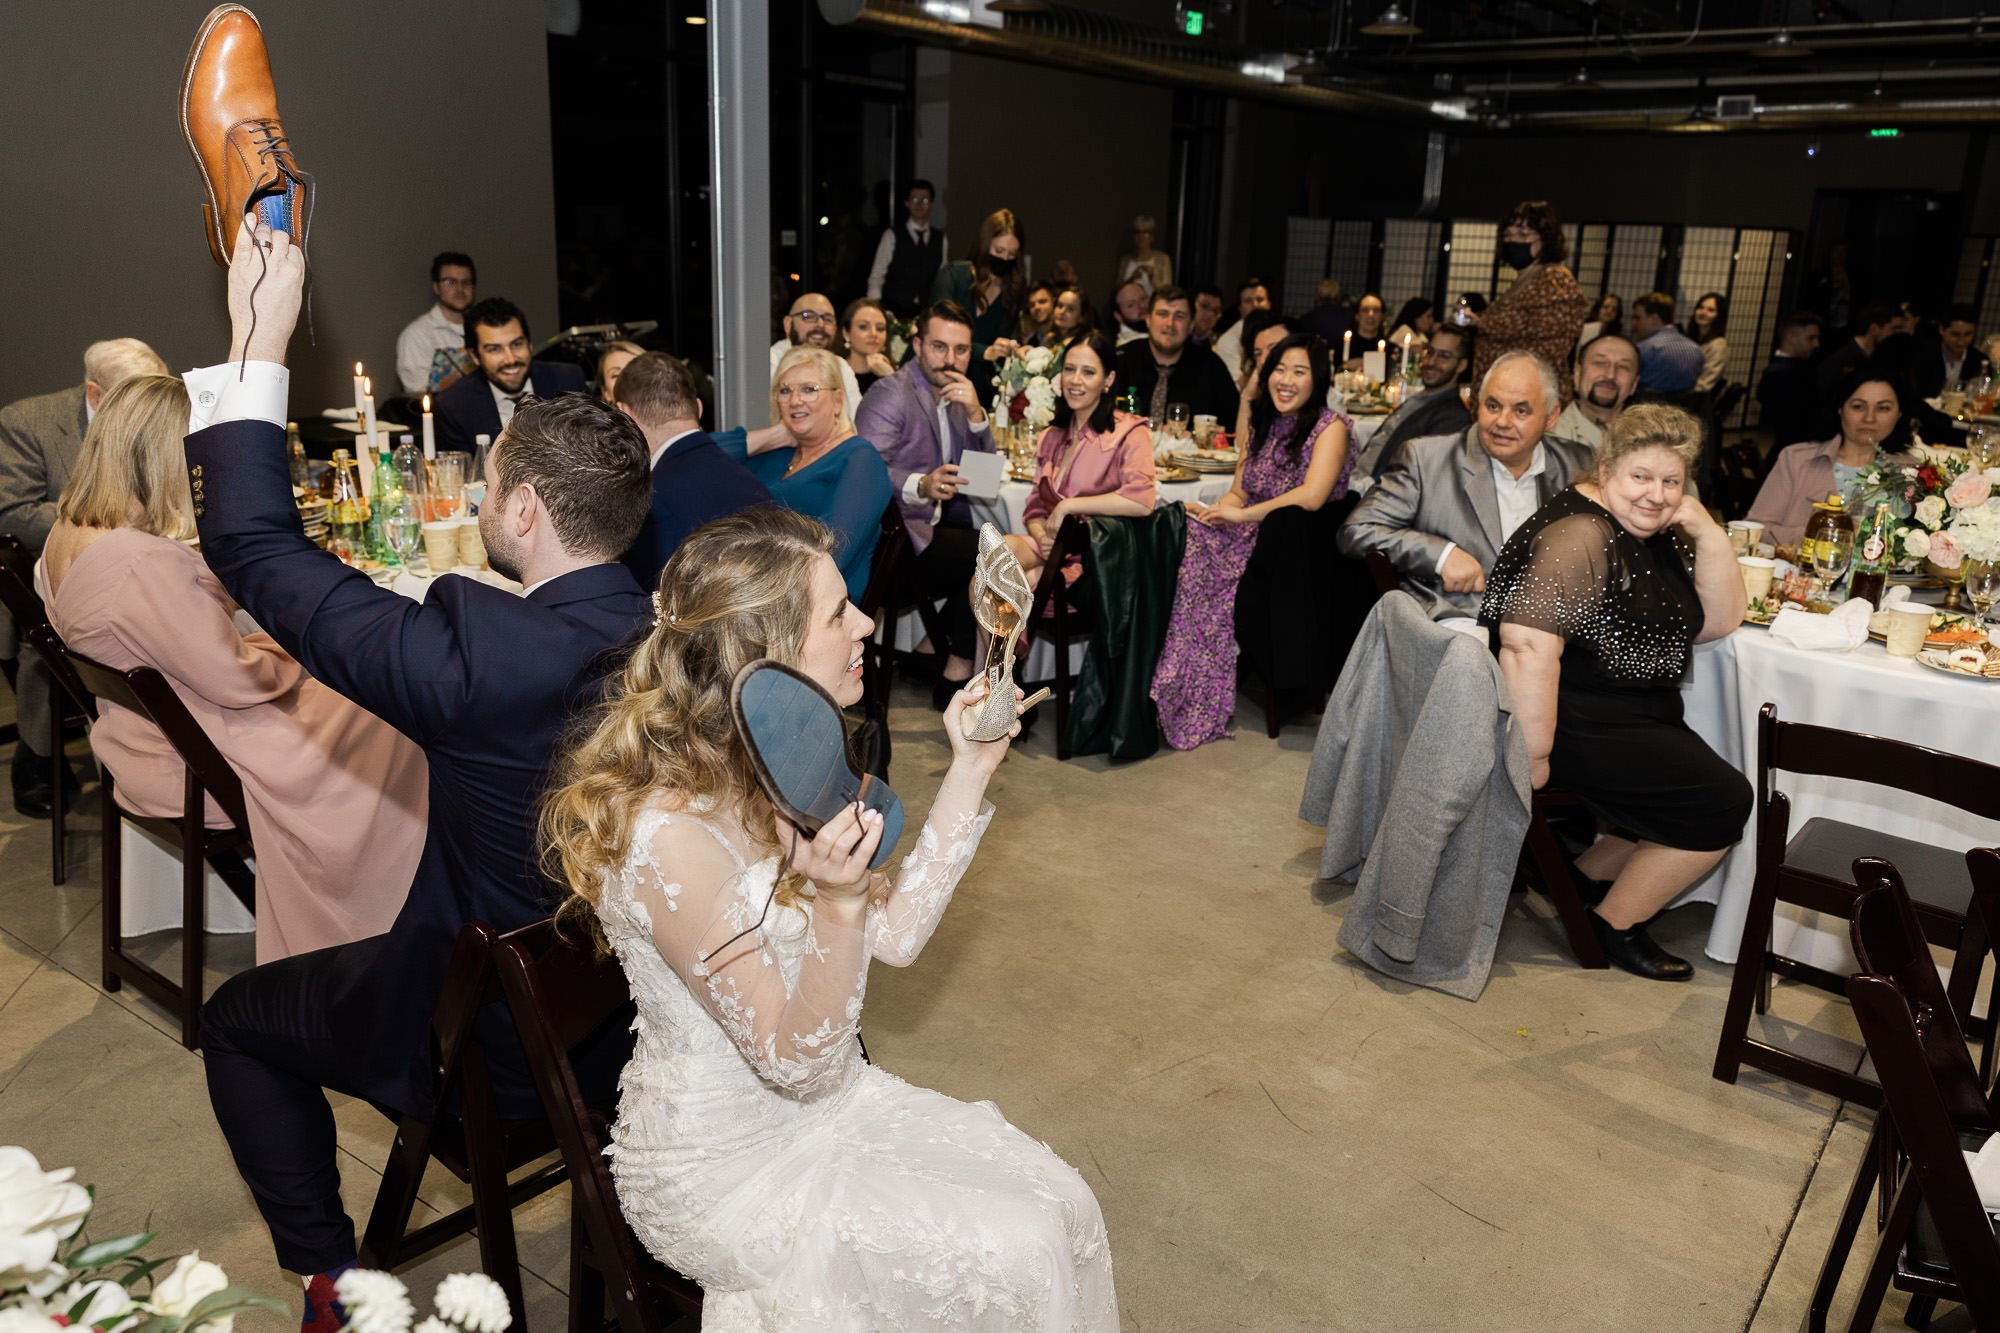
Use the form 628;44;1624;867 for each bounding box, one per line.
487;919;704;1333
0;538;90;883
359;920;573;1331
1802;858;2000;1331
1713;704;2000;1108
56;640;254;1048
1018;515;1095;760
855;501;918;720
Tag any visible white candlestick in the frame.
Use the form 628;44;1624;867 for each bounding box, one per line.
1342;330;1352;364
361;377;379;454
352;363;366;421
1401;332;1413;379
422;395;436;460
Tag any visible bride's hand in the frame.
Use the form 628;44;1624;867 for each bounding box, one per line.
942;676;1019;773
785;802;885;898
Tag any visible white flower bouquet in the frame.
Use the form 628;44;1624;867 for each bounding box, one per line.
991;345;1059;434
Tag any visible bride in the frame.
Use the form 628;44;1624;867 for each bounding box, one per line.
541;507;1117;1330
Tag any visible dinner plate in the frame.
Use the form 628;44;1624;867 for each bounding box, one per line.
1915;648;2000;681
1156;465;1199;483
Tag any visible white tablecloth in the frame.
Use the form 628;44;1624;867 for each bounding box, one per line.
1678;627;2000;967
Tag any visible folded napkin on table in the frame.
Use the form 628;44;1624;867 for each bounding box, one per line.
1769;597;1872;651
321;407;359;421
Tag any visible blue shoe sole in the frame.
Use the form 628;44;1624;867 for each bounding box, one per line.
732;660;904;869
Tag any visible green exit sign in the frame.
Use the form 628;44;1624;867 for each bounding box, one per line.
1182;8;1205;35
1869;127;1901;138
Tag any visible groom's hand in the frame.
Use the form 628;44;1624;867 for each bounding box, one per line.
226;213;304;367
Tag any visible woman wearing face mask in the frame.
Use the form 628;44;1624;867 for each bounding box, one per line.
1746;368;1911;551
1685;292;1729;392
931;208;1028;366
1469;200;1590;401
1008;330;1156;579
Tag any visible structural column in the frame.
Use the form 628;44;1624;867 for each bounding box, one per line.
708;3;771;430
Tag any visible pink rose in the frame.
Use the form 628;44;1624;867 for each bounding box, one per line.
1947;471;1994;510
1929;529;1964;570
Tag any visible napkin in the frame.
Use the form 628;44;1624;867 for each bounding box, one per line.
1964;1134;2000;1212
1769;597;1872;651
321;407;359;421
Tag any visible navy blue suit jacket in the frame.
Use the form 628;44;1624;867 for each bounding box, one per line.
620;431;774;591
186;417;649;1115
432;359;587;455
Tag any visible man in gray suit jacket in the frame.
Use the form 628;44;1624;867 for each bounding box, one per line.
0;338;168;814
1340;351;1593;621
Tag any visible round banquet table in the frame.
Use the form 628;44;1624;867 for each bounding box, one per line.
1676;624;2000;968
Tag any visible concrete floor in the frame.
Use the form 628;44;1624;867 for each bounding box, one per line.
0;680;1958;1331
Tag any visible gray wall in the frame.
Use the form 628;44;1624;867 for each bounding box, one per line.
0;0;558;413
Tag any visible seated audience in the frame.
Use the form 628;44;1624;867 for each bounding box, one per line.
1151;333;1352;749
1017;280;1057;347
1340;351;1594;621
1747;369;1909;550
1009;329;1157;580
1227;313;1298;443
1814;300;1896;430
1191;283;1226;349
1471;201;1589;399
1211;276;1273;384
1111;279;1149;347
722;347;892;600
192;216;652;1330
1481;404;1751;980
1630;292;1704;393
855;301;996;701
1117;287;1241;426
1686;292;1729;392
1912;302;1990;398
1754;311;1824;451
1551;334;1640;454
0;336;169;817
1578;292;1622;347
613;352;773;588
865;177;945;317
1347;292;1387;364
771;292;863;419
540;509;1117;1327
1045;285;1095;348
433;297;587;454
1299;278;1353;349
41;373;427;961
395;251;476;395
840;297;897;397
930;207;1027;365
595;339;645;404
1356;324;1474;478
1119;214;1172;296
1386;297;1438;352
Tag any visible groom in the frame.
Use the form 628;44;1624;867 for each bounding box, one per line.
187;213;653;1327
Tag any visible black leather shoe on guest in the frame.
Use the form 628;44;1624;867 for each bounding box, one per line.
11;746;51;821
731;660;904;869
1589;912;1695;982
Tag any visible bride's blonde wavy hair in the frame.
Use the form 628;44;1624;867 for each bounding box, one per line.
541;506;837;946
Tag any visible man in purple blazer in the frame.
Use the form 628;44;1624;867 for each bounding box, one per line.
855;300;996;696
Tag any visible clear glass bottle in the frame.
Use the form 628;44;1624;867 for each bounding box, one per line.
327;449;369;564
286;421;309;491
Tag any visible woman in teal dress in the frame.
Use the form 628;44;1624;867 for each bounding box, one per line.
720;346;892;599
930;207;1026;367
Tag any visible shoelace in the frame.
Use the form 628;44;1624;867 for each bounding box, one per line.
238;119;318;378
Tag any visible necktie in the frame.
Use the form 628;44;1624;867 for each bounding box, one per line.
1149;364;1173;425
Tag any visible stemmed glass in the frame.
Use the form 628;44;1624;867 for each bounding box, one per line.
1969;426;2000;473
384;492;424;571
1811;527;1856;599
1966;560;2000;627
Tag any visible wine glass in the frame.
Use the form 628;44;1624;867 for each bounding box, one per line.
1966;560;2000;626
1166;402;1191;442
384;494;424;571
1810;528;1856;597
1970;426;2000;473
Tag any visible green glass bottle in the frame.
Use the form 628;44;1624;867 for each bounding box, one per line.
368;440;404;565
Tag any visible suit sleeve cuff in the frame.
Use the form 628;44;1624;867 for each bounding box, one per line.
184;362;290;434
901;473;925;504
1434;541;1459;575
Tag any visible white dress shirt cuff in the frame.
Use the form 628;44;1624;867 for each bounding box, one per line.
901;473;925;505
183;361;290;434
1434;541;1459;575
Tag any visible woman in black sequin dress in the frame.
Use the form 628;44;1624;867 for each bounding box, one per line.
1479;404;1753;980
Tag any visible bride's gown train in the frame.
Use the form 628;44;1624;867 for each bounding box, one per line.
594;798;1118;1331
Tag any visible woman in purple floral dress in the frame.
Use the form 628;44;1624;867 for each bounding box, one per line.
1151;332;1354;749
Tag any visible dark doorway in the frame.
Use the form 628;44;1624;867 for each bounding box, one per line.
1801;190;1963;330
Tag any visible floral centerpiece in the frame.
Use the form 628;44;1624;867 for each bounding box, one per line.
990;344;1058;435
1875;444;2000;572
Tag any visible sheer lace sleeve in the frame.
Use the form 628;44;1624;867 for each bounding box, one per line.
1484;512;1616;638
624;811;869;1094
870;790;996;967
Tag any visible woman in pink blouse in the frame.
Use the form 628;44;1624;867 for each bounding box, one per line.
1006;329;1157;580
39;376;429;963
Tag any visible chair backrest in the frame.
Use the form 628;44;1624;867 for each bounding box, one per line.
488;917;697;1331
1757;702;2000;827
1848;964;2000;1318
857;500;913;622
0;535;43;629
1024;514;1093;634
56;638;251;831
1363;549;1402;601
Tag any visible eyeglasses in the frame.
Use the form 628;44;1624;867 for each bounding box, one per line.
776;384;827;401
1422;347;1462;363
435;277;474;289
790;309;835;325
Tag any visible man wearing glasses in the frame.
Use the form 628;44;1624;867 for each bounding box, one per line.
395;251;478;394
770;292;862;419
1353;323;1474;483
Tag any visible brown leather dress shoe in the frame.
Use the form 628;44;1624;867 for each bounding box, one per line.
179;4;311;267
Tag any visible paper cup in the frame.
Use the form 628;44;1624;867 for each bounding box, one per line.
421;520;459;573
456;517;486;570
1883;602;1934;658
1738;555;1777;601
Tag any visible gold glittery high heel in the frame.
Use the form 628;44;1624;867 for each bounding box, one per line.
962;523;1050;743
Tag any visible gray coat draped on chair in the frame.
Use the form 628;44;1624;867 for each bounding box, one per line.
1299;591;1532;1000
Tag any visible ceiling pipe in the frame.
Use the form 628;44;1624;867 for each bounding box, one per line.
1401;13;1985;59
1508;96;2000;131
1464;65;2000;95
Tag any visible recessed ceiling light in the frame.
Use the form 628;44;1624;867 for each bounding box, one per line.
1752;26;1812;58
1360;3;1421;37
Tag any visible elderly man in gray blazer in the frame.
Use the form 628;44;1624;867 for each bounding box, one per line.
1340;350;1594;621
0;338;168;814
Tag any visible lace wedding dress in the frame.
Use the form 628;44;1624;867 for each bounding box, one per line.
595;794;1118;1331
